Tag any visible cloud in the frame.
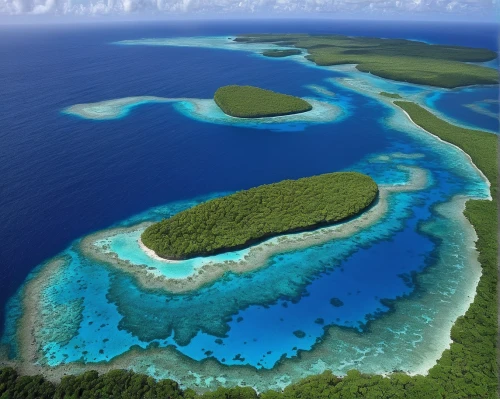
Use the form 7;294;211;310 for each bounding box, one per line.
0;0;496;17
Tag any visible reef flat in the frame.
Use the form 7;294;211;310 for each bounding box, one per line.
464;99;499;119
62;96;179;120
63;96;342;130
5;191;485;393
174;97;342;131
80;165;424;293
3;33;497;398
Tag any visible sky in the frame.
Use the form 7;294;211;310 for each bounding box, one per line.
0;0;497;21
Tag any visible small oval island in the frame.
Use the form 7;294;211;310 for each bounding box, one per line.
262;49;302;58
214;85;313;118
141;172;379;260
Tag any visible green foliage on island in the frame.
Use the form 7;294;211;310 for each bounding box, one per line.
262;49;302;57
2;109;497;399
394;101;498;397
394;101;498;189
379;92;402;99
142;172;378;259
213;85;312;118
236;34;498;88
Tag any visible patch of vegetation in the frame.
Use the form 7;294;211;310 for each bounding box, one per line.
394;101;498;187
141;172;378;259
2;104;497;399
236;34;498;88
262;49;302;57
380;92;402;99
393;101;498;397
214;85;312;118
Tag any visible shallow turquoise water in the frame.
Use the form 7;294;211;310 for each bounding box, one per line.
0;32;494;390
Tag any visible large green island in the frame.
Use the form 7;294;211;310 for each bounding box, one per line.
235;34;498;88
214;85;313;118
141;172;378;260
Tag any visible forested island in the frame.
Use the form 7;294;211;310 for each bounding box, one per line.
141;172;378;260
235;34;498;88
262;49;302;57
214;85;312;118
380;92;402;99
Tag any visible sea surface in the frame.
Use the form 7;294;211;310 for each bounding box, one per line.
0;20;497;390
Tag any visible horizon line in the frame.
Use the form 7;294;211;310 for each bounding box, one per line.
0;14;498;25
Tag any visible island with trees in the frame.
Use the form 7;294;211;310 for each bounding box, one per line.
262;49;302;57
141;172;378;260
380;92;402;99
235;34;498;88
213;85;313;118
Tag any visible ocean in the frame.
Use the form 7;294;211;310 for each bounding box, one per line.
0;19;497;390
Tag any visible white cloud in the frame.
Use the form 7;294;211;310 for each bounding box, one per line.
0;0;496;17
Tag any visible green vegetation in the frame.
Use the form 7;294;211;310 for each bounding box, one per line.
236;34;498;88
3;107;497;398
0;368;194;399
213;85;312;118
380;92;402;99
394;101;498;186
394;101;498;397
262;49;302;57
142;172;378;259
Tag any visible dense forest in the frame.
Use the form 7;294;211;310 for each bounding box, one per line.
262;49;302;58
2;106;498;399
379;92;402;99
235;34;498;88
213;85;312;118
142;172;378;259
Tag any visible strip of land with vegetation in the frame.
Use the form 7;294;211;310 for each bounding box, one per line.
6;102;496;399
214;85;312;118
1;108;498;399
380;92;402;99
141;172;378;260
393;101;498;398
236;34;498;88
262;49;302;57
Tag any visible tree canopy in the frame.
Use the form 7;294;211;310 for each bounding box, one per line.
214;85;312;118
142;172;378;259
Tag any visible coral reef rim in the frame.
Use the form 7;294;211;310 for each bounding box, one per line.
2;194;485;393
63;96;343;131
0;28;495;394
80;165;426;294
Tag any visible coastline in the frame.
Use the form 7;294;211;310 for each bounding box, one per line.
80;165;428;294
137;235;180;263
7;193;484;393
397;107;492;198
1;33;496;396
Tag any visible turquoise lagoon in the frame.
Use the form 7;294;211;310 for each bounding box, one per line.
1;35;495;392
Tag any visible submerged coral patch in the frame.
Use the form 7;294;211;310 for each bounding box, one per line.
1;34;495;395
63;96;178;120
63;96;343;130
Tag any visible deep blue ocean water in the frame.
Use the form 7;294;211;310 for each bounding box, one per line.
0;20;497;372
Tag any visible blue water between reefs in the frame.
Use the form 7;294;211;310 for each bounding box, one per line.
0;20;497;375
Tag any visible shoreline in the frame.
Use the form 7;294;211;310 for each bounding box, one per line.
7;194;484;393
80;165;428;294
397;107;492;199
2;34;496;395
137;236;180;264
